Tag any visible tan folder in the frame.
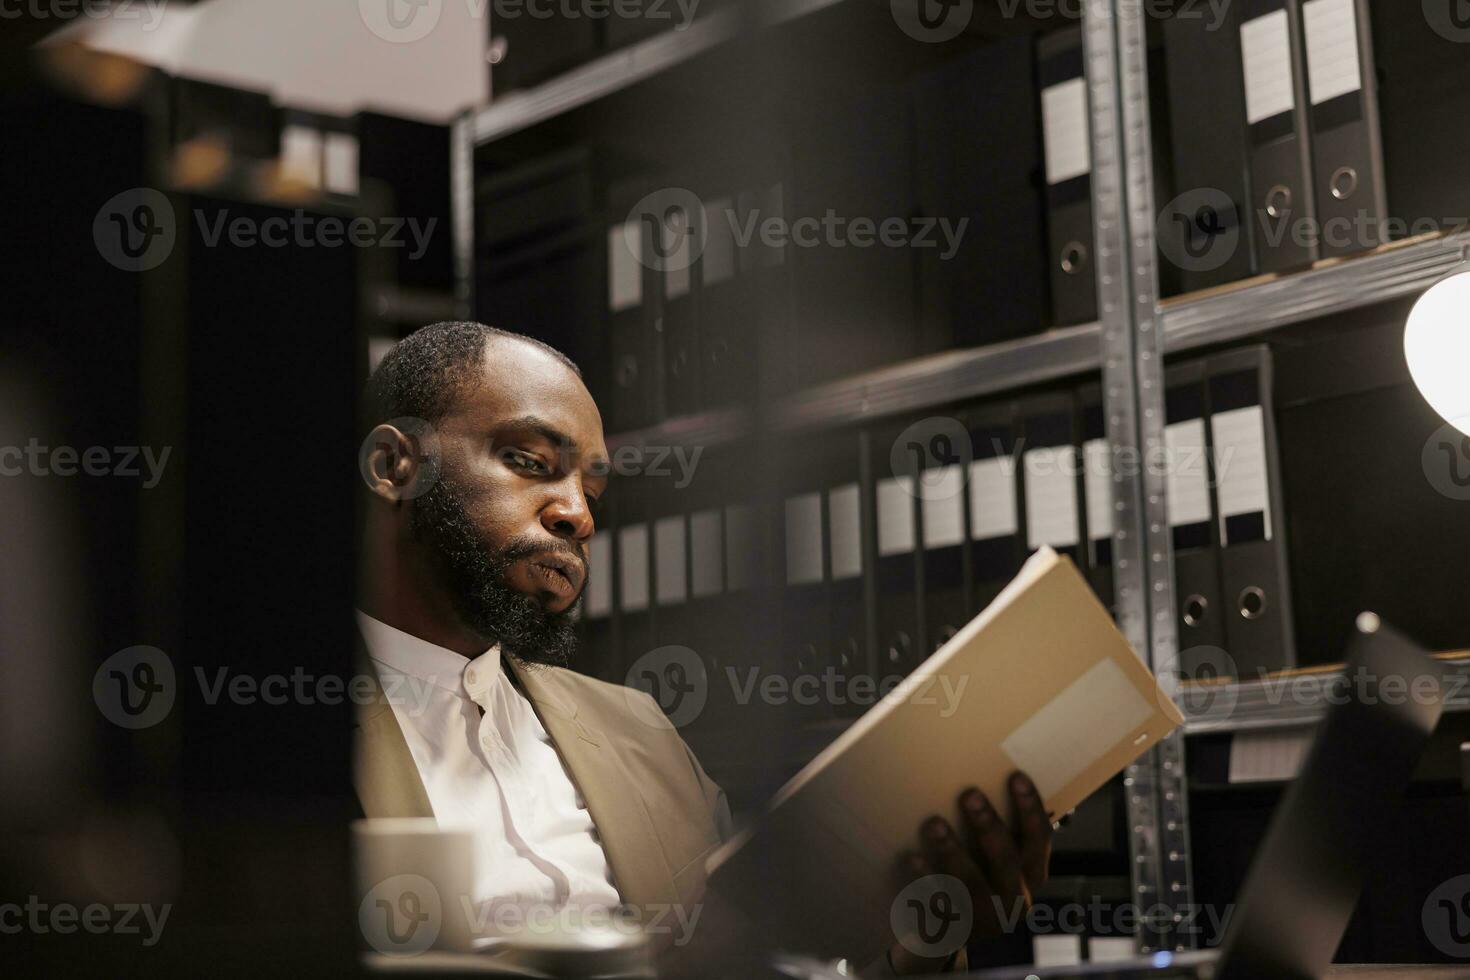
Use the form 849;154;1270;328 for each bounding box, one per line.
705;547;1184;963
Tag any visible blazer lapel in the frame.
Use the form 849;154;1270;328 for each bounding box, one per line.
509;660;680;915
353;644;434;819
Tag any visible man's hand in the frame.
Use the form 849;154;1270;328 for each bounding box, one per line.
888;771;1053;974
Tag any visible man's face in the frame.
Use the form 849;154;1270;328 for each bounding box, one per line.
409;338;609;664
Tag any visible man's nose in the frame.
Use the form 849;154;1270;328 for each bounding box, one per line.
541;486;594;541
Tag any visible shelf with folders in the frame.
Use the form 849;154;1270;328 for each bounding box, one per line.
456;0;1111;442
1145;0;1470;341
1178;652;1470;736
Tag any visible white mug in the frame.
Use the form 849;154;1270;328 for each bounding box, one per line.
352;818;476;956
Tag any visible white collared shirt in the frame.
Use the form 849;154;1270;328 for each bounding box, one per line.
356;611;621;937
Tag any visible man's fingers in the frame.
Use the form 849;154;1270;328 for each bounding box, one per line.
960;788;1026;907
1008;771;1054;891
919;816;1002;938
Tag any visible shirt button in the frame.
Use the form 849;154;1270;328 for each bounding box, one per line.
481;734;494;751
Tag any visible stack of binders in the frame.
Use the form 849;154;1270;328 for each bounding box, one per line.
1164;346;1296;680
1160;0;1391;290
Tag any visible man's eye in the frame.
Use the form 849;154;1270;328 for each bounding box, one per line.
504;450;549;474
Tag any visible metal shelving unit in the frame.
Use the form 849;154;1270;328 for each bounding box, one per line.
1160;229;1470;355
448;0;1466;959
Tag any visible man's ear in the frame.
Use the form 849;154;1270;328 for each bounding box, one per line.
358;418;441;502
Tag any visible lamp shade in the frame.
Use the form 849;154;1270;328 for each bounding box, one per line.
1404;269;1470;437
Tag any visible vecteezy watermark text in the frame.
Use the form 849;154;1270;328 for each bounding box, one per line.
0;440;170;488
0;896;171;946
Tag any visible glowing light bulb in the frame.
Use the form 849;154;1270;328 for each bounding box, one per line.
1405;270;1470;436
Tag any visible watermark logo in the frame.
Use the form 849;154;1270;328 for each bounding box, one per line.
360;417;442;501
892;416;974;501
891;874;973;959
1423;418;1470;501
94;188;176;272
1423;874;1470;957
892;0;973;43
1158;188;1242;273
626;186;707;274
1173;645;1240;721
360;874;442;955
360;0;443;42
1;0;169;31
624;645;708;728
93;646;175;730
1424;0;1470;43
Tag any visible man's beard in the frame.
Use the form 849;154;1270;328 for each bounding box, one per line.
409;477;581;667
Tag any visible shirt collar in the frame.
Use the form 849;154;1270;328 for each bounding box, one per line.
354;610;502;697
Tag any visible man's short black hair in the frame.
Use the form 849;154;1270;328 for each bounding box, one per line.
363;321;580;429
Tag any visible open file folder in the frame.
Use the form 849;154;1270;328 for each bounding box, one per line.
705;547;1184;963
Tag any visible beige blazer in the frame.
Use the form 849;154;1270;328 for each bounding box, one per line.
353;654;733;925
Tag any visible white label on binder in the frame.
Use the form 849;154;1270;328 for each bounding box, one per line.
663;207;692;299
1041;77;1091;185
586;532;612;618
1023;448;1080;549
784;493;824;585
1164;419;1212;527
1303;0;1362;106
1242;11;1297;124
608;221;642;312
921;464;966;549
281;124;323;187
828;482;862;581
724;504;755;591
618;523;650;612
323;132;359;196
690;509;724;598
702;196;735;286
1083;438;1114;541
1001;656;1155;800
1228;728;1311;783
654;515;687;605
969;456;1019;541
1212;405;1273;541
876;476;916;557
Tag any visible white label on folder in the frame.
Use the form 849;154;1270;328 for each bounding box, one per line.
876;476;916;557
1033;935;1083;969
690;509;724;598
663;206;692;299
1023;448;1079;549
724;504;755;591
323;132;359;196
1211;405;1273;541
618;523;650;612
828;482;863;581
608;221;642;312
1304;0;1362;106
969;456;1019;541
1001;657;1156;801
281;124;323;187
1241;11;1297;124
654;515;687;605
785;493;824;585
1083;437;1114;541
1164;419;1212;527
1041;77;1091;185
702;196;736;286
1228;728;1311;783
585;532;612;618
922;464;966;549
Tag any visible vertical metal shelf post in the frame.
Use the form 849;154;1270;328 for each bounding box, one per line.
1086;0;1197;953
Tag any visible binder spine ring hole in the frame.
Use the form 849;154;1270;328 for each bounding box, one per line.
1330;166;1359;201
1059;241;1088;275
1238;586;1267;621
1182;594;1209;628
1265;185;1292;219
